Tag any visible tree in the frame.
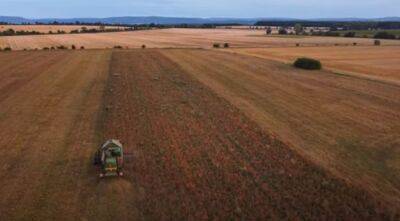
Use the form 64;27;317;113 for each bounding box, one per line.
278;28;288;35
294;23;303;35
266;27;272;35
374;31;396;39
344;32;356;37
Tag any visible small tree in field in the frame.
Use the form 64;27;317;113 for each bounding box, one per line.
142;44;146;49
374;40;381;46
266;27;272;35
213;43;220;48
294;58;322;70
374;31;396;39
223;43;230;48
278;28;288;35
344;32;356;37
71;45;76;50
294;24;303;35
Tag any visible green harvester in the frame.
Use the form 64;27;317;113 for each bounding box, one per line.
94;139;124;178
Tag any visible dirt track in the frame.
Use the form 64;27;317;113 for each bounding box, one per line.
0;49;398;220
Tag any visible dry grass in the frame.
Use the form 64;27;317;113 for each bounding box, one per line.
1;28;400;50
226;46;400;85
0;50;111;220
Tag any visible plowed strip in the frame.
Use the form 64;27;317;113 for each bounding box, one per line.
162;49;400;210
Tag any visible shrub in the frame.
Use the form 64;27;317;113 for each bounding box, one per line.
266;27;272;35
374;40;381;46
278;28;288;35
71;45;76;50
57;45;67;50
142;44;146;49
213;43;220;48
294;24;303;35
114;45;123;49
353;42;357;46
223;43;230;48
296;43;300;47
3;47;12;51
374;31;396;39
80;46;85;50
43;47;50;50
344;32;356;37
294;57;322;70
50;46;55;50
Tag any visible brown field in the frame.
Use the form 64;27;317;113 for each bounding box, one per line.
227;46;400;85
0;49;399;220
1;28;400;50
162;49;400;208
0;24;127;33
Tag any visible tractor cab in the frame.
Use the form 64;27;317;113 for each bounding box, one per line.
94;139;124;178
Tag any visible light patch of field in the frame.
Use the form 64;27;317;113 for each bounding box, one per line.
227;46;400;84
0;50;112;220
1;28;400;50
0;25;127;33
162;49;400;210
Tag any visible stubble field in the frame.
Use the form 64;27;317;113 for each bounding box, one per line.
0;49;399;220
0;24;127;33
1;28;400;50
227;46;400;85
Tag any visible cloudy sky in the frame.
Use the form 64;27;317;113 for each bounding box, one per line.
1;0;399;18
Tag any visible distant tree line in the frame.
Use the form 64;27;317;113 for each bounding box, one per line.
0;29;42;36
255;21;400;30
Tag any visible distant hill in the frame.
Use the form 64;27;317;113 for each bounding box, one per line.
1;16;400;25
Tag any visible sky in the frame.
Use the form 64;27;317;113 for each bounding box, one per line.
1;0;399;18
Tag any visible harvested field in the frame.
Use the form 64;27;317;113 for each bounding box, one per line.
227;46;400;85
0;49;397;220
0;50;111;220
1;28;400;50
162;49;400;211
0;24;127;33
